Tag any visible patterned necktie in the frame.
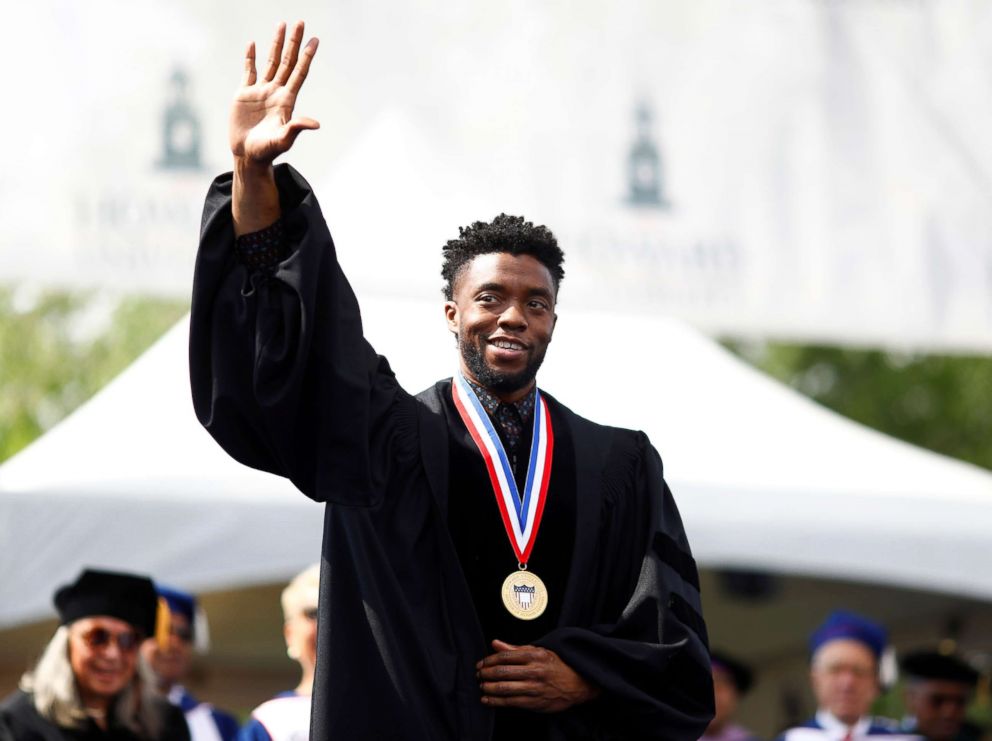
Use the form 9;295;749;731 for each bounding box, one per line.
495;402;525;455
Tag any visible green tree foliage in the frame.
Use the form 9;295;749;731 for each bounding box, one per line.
726;341;992;471
0;287;189;463
3;286;989;475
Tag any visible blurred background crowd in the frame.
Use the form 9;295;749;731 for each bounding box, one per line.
1;568;989;740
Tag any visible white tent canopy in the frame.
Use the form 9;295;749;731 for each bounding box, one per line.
2;303;991;629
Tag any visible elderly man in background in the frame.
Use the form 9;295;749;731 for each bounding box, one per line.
900;650;985;741
0;568;190;741
776;610;919;740
140;585;240;741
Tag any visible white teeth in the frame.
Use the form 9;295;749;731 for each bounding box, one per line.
492;339;524;350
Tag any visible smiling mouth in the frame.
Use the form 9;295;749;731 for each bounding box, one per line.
91;669;125;683
488;337;527;351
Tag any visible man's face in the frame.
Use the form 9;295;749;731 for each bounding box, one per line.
445;253;557;401
140;610;193;687
904;679;971;741
809;639;879;725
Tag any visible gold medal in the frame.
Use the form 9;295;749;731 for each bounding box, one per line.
500;569;548;620
451;378;555;622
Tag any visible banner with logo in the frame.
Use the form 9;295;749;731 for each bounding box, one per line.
3;1;991;352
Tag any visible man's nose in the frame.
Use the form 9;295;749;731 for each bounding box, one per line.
498;303;527;328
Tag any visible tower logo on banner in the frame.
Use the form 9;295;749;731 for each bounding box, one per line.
158;67;203;171
626;101;669;210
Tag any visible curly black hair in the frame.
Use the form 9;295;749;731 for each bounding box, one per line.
441;214;565;300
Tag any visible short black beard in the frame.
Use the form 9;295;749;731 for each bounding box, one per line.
459;334;547;395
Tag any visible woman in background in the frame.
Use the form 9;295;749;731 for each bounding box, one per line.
0;568;190;740
237;565;319;741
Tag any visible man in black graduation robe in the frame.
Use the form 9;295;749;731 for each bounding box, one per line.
190;20;713;741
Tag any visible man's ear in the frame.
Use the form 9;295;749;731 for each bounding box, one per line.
444;301;459;334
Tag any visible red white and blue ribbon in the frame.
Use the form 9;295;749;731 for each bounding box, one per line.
451;373;554;565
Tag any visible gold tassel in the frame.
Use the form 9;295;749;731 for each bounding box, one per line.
155;596;171;650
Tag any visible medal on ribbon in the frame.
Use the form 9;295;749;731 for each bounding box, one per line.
451;373;554;620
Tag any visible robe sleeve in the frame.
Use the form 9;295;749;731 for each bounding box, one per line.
536;430;714;740
190;163;412;505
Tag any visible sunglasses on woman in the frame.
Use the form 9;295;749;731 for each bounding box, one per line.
78;627;141;652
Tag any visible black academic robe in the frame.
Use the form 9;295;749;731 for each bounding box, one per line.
190;164;714;741
0;690;190;741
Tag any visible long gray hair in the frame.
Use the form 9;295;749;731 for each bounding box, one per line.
20;625;167;737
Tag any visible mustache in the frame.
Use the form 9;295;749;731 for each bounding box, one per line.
458;333;547;393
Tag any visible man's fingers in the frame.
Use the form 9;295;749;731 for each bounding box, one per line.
275;21;305;85
242;41;257;87
477;644;549;669
478;652;539;668
276;119;320;153
286;37;319;95
481;695;545;710
262;22;286;82
288;117;320;132
479;680;540;697
491;639;520;652
476;645;593;713
477;662;542;682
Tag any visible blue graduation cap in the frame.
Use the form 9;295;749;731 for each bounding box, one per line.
154;583;210;652
157;584;196;623
809;609;887;659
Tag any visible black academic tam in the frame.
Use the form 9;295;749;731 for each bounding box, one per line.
190;164;715;740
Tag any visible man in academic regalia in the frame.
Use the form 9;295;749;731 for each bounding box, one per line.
190;20;713;741
140;585;240;741
775;610;918;740
900;650;986;741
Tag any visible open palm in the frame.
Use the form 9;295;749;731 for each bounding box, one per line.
230;21;319;165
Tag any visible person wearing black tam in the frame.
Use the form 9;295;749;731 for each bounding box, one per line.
701;651;762;741
900;650;983;741
0;568;191;741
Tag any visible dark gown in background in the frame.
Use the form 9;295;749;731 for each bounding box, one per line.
189;164;714;740
0;690;190;741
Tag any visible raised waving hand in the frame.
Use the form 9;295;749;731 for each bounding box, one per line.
229;21;319;235
230;21;320;165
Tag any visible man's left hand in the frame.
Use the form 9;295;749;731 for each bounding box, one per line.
476;639;600;713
